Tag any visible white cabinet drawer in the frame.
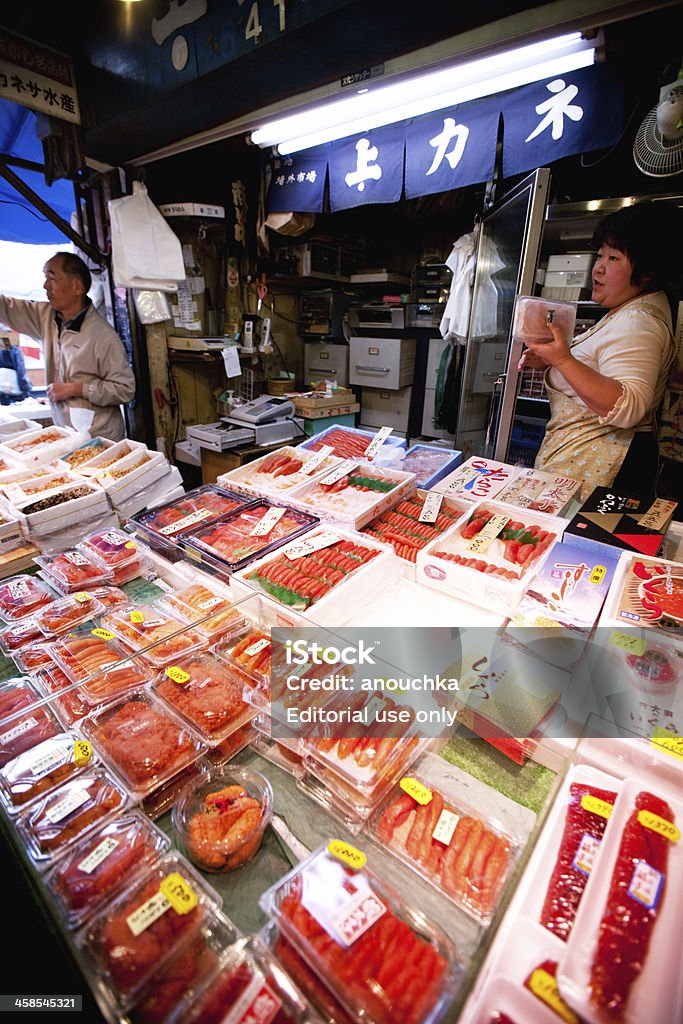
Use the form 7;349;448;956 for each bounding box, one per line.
349;336;416;389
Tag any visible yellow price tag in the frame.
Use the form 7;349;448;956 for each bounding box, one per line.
165;665;190;685
124;541;137;550
528;968;579;1024
185;548;203;562
400;777;433;805
589;564;606;584
91;628;115;640
638;810;680;843
73;740;92;766
609;631;647;656
327;840;366;871
74;591;91;604
130;610;145;624
581;794;614;820
651;729;683;762
159;873;198;915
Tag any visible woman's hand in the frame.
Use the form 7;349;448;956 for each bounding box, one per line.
521;322;574;372
517;348;550;372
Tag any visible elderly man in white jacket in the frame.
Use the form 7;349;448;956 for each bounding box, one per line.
0;252;136;441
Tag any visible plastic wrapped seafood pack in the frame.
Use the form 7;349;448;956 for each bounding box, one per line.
363;493;466;566
99;601;207;668
16;766;130;867
44;810;171;929
158;582;245;643
0;574;56;622
300;425;406;460
78;690;208;800
151;652;256;743
0;731;95;813
183;501;318;575
33;591;105;638
78;851;222;1012
259;843;462;1024
129;485;251;558
47;629;152;705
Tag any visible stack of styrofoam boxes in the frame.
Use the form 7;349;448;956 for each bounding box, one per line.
540;252;595;301
70;438;184;520
0;425;114;547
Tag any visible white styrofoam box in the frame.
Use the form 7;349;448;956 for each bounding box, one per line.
0;418;40;435
94;449;167;498
558;776;683;1024
547;253;596;272
0;494;27;549
230;523;400;627
73;437;147;475
22;481;111;536
432;456;523;503
3;469;87;510
286;458;416;531
216;445;343;501
174;440;201;467
62;436;116;473
0;426;88;466
415;500;566;616
0;464;55;496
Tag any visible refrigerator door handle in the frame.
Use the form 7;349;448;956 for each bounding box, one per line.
485;374;506;451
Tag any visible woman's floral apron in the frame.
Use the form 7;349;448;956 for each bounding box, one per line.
534;299;673;500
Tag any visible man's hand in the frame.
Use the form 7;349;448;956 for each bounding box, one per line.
47;382;83;403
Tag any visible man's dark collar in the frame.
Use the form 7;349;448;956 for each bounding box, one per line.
55;298;92;334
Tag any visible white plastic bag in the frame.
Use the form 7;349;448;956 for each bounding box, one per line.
0;367;20;396
109;182;185;290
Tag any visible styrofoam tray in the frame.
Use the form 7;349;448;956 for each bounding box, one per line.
558;776;683;1024
431;456;523;503
4;469;86;509
416;500;566;616
287;458;416;531
74;437;147;476
217;445;343;499
22;482;111;534
0;426;88;466
92;448;166;497
230;524;400;626
599;550;683;641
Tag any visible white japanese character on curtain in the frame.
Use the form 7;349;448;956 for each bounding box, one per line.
525;79;583;142
426;117;470;174
345;139;382;192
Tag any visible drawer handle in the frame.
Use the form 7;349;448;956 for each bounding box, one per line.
355;365;391;373
311;368;337;375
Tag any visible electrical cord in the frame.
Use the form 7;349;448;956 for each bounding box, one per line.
270;333;292;378
284;415;307;440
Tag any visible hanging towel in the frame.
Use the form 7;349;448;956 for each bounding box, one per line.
439;230;476;344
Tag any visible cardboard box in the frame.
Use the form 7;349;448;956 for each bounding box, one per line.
564;488;677;557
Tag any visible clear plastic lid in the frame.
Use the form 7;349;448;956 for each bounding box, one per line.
47;628;152;705
368;752;520;923
34;663;91;729
512;294;577;342
0;616;43;655
141;759;206;822
14;640;56;673
99;601;207;668
78;689;209;799
204;721;256;767
300;426;406;459
130;485;252;540
79;851;222;1010
172;763;273;874
0;690;60;768
159;582;246;642
171;934;317;1024
81;525;144;565
44;809;171;930
183;501;319;576
0;731;96;813
152;652;256;743
128;913;238;1024
33;591;106;638
34;549;114;592
259;843;462;1024
213;624;271;691
0;675;42;722
16;766;130;867
0;574;56;622
84;584;130;613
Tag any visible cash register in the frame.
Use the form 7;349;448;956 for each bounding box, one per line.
185;395;301;451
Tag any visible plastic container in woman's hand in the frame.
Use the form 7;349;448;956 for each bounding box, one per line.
512;295;577;343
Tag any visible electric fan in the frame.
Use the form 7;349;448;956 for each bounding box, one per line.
633;72;683;177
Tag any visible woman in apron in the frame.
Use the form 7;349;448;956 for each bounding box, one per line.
518;201;681;500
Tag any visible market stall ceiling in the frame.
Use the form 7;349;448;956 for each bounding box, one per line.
1;0;670;168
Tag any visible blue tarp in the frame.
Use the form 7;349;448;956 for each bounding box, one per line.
0;97;75;244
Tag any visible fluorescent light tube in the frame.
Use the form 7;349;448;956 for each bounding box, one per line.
250;32;596;154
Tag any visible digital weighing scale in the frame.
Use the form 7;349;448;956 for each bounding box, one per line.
186;395;301;451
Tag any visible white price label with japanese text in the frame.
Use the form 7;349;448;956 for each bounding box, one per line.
419;492;443;523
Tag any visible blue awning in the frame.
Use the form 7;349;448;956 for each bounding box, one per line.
0;97;75;244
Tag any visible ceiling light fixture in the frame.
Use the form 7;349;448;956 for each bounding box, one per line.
251;32;599;155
